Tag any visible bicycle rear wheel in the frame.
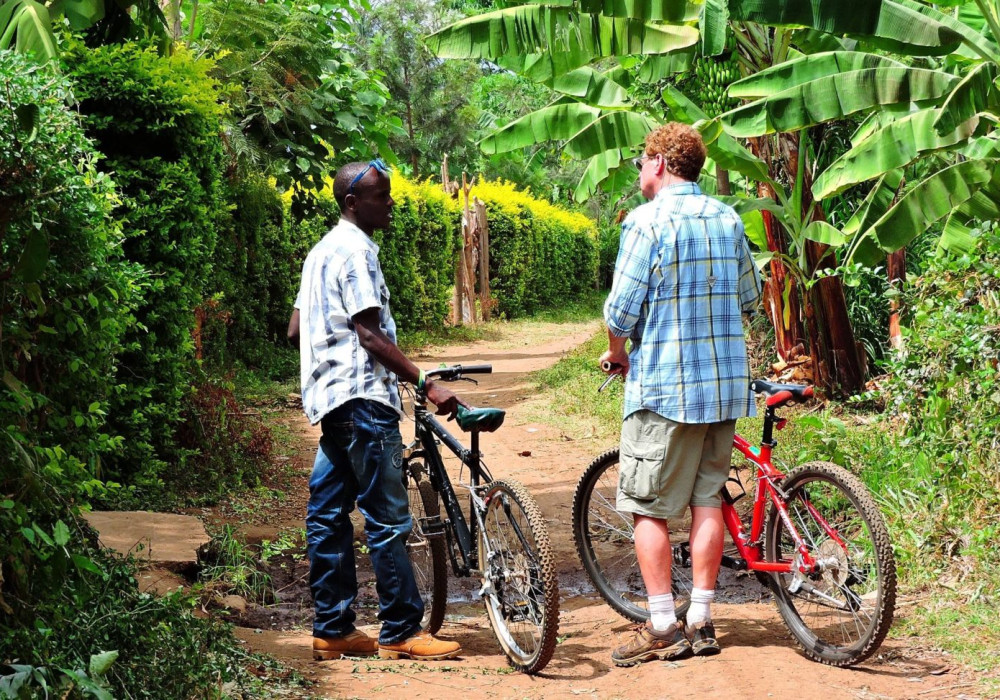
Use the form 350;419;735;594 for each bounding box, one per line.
478;478;559;674
571;449;693;623
404;463;448;634
764;461;896;667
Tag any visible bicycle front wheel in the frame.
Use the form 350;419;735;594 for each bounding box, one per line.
764;461;896;667
404;464;448;634
478;478;559;674
572;449;693;623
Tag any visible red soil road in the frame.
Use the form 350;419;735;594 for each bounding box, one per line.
233;320;978;700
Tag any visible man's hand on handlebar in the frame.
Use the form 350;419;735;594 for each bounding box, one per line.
425;380;469;419
599;349;629;377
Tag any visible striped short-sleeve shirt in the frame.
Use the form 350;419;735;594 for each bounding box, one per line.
295;219;401;425
604;182;762;424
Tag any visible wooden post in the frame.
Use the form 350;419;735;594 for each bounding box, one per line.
461;173;477;323
475;197;491;321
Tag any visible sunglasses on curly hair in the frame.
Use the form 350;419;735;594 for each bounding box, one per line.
348;158;390;195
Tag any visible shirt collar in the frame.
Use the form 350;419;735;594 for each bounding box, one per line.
331;217;379;254
655;181;701;200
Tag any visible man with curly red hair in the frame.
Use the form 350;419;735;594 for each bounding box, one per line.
601;122;761;666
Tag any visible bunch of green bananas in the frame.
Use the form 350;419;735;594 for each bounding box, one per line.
691;50;741;118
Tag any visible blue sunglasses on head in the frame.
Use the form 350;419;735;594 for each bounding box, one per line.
348;158;390;195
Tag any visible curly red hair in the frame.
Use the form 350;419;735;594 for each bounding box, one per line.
644;122;706;182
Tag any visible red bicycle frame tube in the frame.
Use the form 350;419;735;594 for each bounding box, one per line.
725;433;819;575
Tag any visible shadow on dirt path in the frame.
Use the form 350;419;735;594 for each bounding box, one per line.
230;319;976;700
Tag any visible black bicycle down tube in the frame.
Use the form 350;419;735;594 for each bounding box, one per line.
417;421;475;569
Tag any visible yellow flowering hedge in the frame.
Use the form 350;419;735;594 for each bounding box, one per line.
290;174;597;332
470;179;598;318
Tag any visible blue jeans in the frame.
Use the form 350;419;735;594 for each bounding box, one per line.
306;399;423;644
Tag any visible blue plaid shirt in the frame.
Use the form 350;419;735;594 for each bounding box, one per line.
604;182;762;424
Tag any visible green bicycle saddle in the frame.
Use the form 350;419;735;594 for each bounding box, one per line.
455;406;506;433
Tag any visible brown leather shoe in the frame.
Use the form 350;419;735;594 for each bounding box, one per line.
377;631;462;660
611;621;692;667
313;630;378;660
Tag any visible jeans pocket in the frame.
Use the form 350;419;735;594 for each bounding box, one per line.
619;440;666;501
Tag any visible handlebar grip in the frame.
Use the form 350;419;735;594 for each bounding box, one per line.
458;364;492;374
601;361;622;372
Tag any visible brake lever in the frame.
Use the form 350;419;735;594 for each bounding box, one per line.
458;376;479;386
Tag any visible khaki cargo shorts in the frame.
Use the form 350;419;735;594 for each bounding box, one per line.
616;410;737;520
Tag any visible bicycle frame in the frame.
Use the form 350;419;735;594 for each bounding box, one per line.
405;401;494;577
720;404;824;576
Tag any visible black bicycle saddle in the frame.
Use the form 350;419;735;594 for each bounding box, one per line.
455;406;506;433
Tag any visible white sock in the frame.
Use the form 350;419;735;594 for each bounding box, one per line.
647;593;677;632
686;588;715;626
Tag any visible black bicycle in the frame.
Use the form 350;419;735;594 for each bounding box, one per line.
401;363;559;675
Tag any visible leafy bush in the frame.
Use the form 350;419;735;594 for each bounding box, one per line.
0;48;136;630
375;177;459;330
206;175;300;376
62;41;227;494
878;229;1000;574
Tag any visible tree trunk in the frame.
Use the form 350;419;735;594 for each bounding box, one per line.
785;133;866;395
716;165;732;196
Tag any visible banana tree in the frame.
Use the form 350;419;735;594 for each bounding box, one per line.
723;0;1000;352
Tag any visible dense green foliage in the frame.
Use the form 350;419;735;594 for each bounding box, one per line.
355;0;480;178
194;0;396;194
373;177;459;330
879;230;1000;571
0;50;273;699
62;41;227;494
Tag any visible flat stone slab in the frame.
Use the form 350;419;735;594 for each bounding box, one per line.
82;511;210;570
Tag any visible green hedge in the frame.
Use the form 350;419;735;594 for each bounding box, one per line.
290;175;598;333
470;180;598;318
63;41;226;493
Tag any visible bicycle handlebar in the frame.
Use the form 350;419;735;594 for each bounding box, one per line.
426;364;493;382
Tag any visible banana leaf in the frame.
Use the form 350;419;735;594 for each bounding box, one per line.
550;66;629;107
660;85;771;182
700;0;727;56
578;0;697;21
727;0;963;54
894;0;1000;63
564;110;658;159
574;148;630;202
721;66;958;138
478;103;603;155
857;158;996;265
0;0;56;61
637;49;695;81
728;52;908;100
426;6;699;60
932;61;999;135
497;50;594;84
812;109;980;200
842;169;904;238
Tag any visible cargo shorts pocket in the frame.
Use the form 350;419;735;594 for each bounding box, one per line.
618;440;667;501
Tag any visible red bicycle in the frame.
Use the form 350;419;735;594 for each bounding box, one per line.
572;379;896;666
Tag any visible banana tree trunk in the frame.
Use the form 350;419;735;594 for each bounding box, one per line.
789;133;866;396
748;138;807;363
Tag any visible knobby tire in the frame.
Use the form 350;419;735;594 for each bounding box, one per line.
764;461;896;667
478;478;559;674
572;449;693;623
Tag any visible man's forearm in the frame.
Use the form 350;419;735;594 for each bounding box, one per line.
357;325;419;384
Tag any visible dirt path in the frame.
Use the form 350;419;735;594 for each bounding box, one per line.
230;320;976;700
